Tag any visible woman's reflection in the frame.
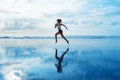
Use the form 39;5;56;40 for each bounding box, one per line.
55;48;69;73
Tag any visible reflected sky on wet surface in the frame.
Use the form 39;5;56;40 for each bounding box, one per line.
0;39;120;80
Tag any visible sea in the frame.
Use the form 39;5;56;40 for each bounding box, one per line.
0;39;120;80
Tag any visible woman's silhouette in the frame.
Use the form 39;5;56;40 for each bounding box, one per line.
55;48;69;73
55;19;69;44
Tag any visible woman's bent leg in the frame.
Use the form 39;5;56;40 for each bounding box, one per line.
55;32;60;43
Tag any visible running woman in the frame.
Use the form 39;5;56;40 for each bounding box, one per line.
55;19;69;44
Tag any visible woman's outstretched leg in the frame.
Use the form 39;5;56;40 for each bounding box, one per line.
60;33;69;44
55;32;60;43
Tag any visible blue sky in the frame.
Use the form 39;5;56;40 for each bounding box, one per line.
0;0;120;36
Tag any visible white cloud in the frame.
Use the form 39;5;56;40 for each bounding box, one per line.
0;0;120;36
0;20;5;30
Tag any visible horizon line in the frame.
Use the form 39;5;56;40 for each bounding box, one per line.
0;35;120;39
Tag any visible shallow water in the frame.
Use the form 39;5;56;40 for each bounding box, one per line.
0;39;120;80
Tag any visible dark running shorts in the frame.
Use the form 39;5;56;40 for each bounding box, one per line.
58;29;63;33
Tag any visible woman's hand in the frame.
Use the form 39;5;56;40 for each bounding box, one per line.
55;24;57;28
